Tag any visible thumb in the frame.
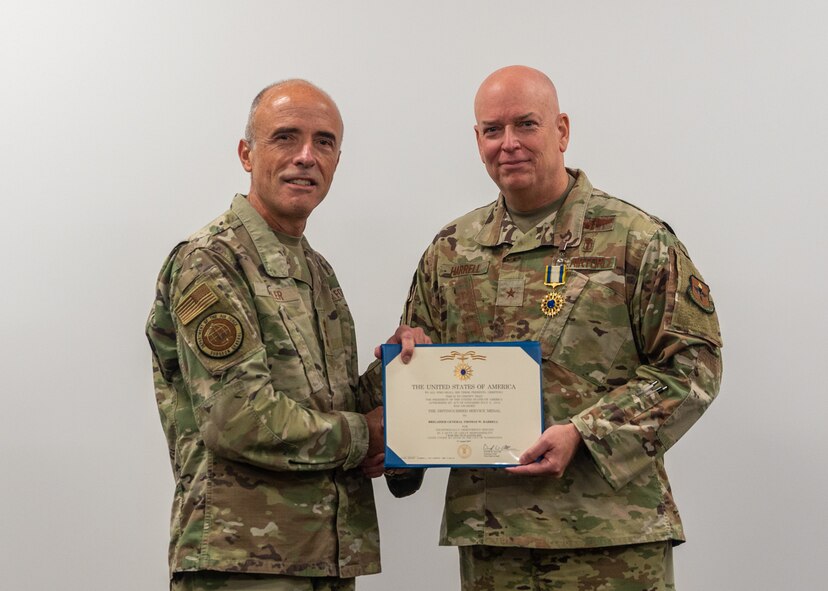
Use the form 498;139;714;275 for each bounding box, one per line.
517;436;548;464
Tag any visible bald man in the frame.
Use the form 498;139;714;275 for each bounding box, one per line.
146;80;416;590
389;66;723;590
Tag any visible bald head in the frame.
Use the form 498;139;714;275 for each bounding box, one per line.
475;66;560;122
245;79;343;147
473;65;570;210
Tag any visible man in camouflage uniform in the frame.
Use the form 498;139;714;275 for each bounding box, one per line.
146;80;400;591
384;66;723;590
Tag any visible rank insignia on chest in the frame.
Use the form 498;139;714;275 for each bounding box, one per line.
541;264;567;317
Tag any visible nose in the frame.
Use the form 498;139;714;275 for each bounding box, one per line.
502;126;520;152
293;141;316;168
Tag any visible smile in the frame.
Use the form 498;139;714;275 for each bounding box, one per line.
286;178;316;186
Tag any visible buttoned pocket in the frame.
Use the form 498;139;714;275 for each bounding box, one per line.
540;270;629;386
253;295;326;404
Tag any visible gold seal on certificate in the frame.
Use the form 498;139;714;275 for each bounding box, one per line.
382;342;543;467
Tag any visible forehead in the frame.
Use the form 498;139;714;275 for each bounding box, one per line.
254;87;343;136
475;80;554;122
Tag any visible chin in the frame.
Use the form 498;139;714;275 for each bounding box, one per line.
500;179;533;192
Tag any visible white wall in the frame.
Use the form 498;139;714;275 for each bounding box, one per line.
1;1;825;589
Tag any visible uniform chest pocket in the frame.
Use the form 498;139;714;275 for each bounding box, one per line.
253;295;326;400
439;275;484;342
537;270;630;386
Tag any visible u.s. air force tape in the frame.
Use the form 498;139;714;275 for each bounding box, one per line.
196;313;244;358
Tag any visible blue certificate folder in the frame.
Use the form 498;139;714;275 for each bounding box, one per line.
381;341;543;468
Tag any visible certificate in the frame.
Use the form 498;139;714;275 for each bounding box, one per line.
382;342;543;467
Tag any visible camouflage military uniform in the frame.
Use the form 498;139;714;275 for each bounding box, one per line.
396;169;722;550
146;194;380;582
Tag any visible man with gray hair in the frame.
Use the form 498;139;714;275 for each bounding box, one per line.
146;79;420;590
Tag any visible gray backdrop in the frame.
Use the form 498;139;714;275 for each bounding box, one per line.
2;1;825;589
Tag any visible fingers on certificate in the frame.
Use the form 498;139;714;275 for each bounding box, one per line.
506;423;583;477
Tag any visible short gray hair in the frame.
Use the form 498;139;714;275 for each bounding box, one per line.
243;79;340;147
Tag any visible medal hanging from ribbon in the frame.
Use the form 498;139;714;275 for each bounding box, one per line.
540;263;567;317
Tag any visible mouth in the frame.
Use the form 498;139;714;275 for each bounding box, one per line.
284;177;317;187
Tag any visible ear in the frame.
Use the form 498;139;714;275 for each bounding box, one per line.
474;125;485;163
558;113;570;152
238;139;253;172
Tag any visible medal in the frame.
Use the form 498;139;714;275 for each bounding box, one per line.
540;264;567;317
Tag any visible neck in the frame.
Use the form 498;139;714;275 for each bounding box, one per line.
503;173;570;213
248;193;306;237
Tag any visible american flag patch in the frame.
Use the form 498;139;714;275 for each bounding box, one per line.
175;282;219;325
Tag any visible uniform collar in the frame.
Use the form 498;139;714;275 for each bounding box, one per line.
231;193;295;278
474;168;592;251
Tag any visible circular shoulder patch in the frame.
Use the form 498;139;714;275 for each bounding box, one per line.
196;313;244;358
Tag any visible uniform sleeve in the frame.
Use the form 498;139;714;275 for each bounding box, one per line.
355;248;441;496
570;227;723;490
169;246;368;472
356;355;427;498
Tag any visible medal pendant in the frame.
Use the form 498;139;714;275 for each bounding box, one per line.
541;263;567;317
540;290;565;317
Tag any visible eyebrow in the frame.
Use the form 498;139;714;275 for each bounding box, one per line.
268;127;338;144
315;130;338;143
479;112;536;126
271;126;299;137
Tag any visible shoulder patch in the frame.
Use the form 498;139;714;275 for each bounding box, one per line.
668;247;722;346
175;282;219;325
687;275;715;313
196;313;243;358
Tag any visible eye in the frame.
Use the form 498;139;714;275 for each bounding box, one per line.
518;120;537;128
483;126;500;135
316;137;335;148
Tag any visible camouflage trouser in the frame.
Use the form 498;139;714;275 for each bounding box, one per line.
170;572;356;591
459;542;674;591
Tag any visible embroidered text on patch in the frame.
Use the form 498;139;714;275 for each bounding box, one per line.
569;256;616;270
196;313;244;358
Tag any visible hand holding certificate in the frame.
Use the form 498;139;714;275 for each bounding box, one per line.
382;342;544;467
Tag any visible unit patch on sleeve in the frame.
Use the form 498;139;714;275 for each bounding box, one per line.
687;275;715;313
175;282;219;326
196;313;244;358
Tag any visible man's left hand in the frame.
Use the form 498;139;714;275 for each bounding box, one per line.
505;423;583;477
